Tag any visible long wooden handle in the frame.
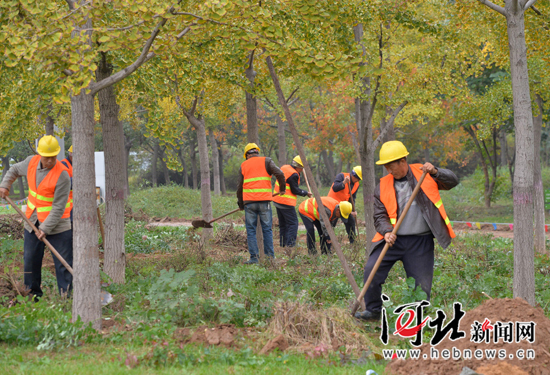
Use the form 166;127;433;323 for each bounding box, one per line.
209;208;241;224
5;196;74;276
303;168;312;193
351;171;428;314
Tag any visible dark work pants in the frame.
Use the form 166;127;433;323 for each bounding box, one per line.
299;213;331;255
276;207;299;247
24;225;73;298
363;234;434;312
341;214;356;244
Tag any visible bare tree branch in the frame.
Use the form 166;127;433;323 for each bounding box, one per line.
286;87;299;103
65;0;75;10
477;0;507;16
89;17;168;95
372;101;408;150
524;0;539;11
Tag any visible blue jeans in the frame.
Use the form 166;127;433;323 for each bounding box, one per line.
276;206;299;247
245;202;274;260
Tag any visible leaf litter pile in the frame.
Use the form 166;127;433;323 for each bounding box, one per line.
388;298;550;375
0;215;23;240
213;225;248;253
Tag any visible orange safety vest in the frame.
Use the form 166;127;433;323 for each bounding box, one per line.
328;173;359;202
299;196;339;221
372;164;455;242
61;158;73;207
241;156;273;202
26;155;72;222
273;165;299;207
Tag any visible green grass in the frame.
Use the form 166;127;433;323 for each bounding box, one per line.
1;343;387;375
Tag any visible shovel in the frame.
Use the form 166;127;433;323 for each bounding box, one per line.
5;196;74;275
351;170;428;316
192;208;241;229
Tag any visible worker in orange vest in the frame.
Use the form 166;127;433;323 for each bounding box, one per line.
328;166;362;244
237;143;286;264
61;145;73;222
355;141;458;321
273;156;311;248
0;136;73;299
298;196;352;255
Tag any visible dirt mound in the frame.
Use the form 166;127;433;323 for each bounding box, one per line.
477;362;529;375
388;298;550;375
259;334;289;354
0;215;23;239
179;324;238;347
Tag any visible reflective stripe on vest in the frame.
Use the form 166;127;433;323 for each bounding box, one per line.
328;172;359;202
26;155;73;222
371;164;456;242
241;156;273;202
299;196;339;221
273;165;299;206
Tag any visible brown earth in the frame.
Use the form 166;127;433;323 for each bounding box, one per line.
259;334;289;354
177;324;239;347
477;361;529;375
0;215;24;239
388;298;550;375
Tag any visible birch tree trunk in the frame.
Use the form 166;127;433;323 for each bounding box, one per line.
97;58;126;284
534;94;545;254
277;114;287;165
210;129;220;195
506;5;535;305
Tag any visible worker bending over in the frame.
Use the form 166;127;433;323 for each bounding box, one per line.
237;143;286;264
298;196;352;255
355;141;458;321
328;166;362;244
273;156;311;248
0;136;73;299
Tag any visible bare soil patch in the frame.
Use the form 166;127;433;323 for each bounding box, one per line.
175;324;239;348
387;298;550;375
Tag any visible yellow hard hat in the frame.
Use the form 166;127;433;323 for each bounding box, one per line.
292;155;303;167
68;145;73;153
37;136;60;157
339;201;353;219
376;140;409;165
243;143;260;159
352;166;362;180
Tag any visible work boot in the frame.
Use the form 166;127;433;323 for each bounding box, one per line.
354;310;381;321
244;258;259;265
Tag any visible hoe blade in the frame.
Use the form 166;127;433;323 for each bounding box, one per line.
191;220;213;228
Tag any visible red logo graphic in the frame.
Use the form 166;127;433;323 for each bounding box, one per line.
394;308;430;338
482;318;494;331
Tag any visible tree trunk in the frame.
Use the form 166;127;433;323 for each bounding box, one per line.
277;114;287;165
45;105;55;136
321;150;335;181
179;146;189;188
534;94;545;254
71;89;101;330
17;177;25;199
96;59;127;284
187;115;213;241
499;126;508;167
210;129;220;195
424;147;430;163
189;138;197;190
160;148;170;185
219;146;226;195
152;141;159;187
506;8;535;305
124;134;131;196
